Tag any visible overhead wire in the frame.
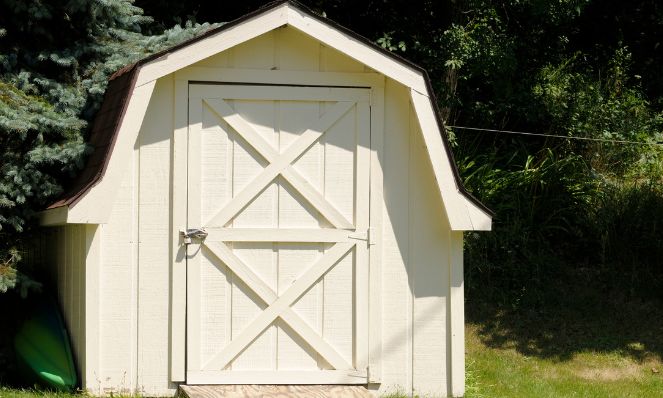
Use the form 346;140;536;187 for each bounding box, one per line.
446;125;663;146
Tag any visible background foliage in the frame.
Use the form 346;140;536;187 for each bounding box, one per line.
1;0;662;309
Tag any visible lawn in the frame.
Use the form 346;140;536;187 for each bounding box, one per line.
465;289;663;398
0;389;79;398
0;389;139;398
466;323;663;397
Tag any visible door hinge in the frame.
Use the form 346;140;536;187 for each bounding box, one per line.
180;228;208;244
348;227;375;246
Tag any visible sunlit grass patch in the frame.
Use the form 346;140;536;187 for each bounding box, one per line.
0;388;143;398
466;323;663;398
0;388;80;398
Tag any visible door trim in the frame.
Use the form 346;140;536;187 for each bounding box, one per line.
186;84;368;383
186;370;368;385
368;81;385;383
174;68;383;89
170;75;385;383
170;79;189;382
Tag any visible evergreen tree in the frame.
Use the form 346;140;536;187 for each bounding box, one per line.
0;0;214;292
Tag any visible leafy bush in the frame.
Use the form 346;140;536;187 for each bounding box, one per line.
461;146;600;305
437;6;660;307
533;48;663;176
460;139;663;305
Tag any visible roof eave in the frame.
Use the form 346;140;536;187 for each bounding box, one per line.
38;206;69;226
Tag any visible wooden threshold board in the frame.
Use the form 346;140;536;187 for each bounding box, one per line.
179;385;373;398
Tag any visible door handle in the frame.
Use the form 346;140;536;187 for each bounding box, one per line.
180;228;208;244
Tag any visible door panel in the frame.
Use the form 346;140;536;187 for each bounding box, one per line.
186;84;370;384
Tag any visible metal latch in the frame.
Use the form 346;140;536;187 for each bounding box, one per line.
180;228;208;244
348;227;375;246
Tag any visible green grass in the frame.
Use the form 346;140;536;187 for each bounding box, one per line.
467;325;663;397
0;389;80;398
0;388;140;398
466;302;663;398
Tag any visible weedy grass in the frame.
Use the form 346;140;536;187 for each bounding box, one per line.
467;325;663;397
0;389;80;398
0;388;141;398
466;295;663;398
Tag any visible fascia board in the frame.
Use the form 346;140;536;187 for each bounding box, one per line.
409;88;478;231
465;199;492;231
65;81;157;224
285;7;427;93
38;206;69;226
134;5;289;87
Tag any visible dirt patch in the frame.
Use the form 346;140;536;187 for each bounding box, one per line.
575;363;643;381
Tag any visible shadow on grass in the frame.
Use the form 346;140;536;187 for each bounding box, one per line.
467;268;663;364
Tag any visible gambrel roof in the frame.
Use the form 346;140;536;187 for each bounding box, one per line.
41;0;492;231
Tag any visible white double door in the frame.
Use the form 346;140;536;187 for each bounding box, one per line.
185;84;371;384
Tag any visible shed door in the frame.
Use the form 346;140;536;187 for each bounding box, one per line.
185;84;371;384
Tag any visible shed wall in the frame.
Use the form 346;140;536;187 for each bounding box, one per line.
87;27;461;397
374;78;460;397
90;76;176;396
40;224;98;390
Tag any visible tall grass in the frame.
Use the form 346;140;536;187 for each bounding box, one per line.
460;143;663;306
586;182;663;298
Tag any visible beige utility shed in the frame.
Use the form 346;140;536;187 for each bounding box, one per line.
38;1;492;397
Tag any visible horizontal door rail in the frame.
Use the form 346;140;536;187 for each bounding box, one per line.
205;228;365;242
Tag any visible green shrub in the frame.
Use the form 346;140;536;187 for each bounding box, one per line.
461;147;600;305
0;1;214;292
461;141;663;306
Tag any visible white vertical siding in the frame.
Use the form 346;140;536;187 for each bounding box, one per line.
379;79;413;394
44;224;88;391
92;77;177;396
410;107;451;397
448;231;465;397
84;224;101;393
195;26;365;73
376;78;457;397
96;145;138;395
136;75;175;394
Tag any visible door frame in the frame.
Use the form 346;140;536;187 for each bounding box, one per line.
169;69;385;384
187;83;370;384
